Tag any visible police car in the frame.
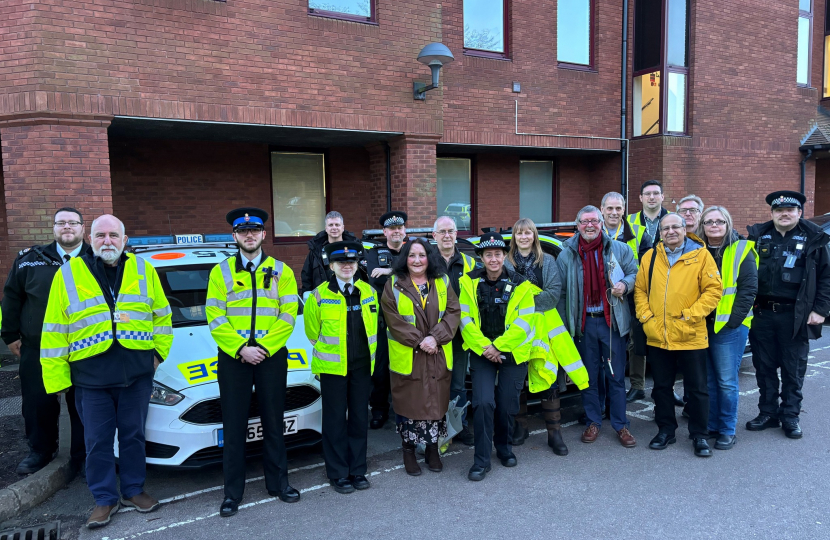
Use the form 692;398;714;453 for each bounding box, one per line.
121;234;323;468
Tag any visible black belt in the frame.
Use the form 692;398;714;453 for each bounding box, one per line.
756;300;795;313
585;311;605;318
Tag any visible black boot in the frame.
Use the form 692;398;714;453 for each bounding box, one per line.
543;389;568;456
424;443;443;472
401;442;422;476
512;387;529;446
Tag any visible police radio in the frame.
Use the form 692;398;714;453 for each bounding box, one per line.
321;249;329;265
495;281;518;304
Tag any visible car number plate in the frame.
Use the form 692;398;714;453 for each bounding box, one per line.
217;416;298;447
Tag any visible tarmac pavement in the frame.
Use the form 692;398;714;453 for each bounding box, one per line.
4;337;830;540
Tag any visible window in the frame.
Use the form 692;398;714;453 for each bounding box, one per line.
271;152;327;238
632;0;689;136
799;0;813;86
463;0;507;56
437;158;472;232
557;0;592;67
824;2;830;96
519;161;553;223
308;0;374;22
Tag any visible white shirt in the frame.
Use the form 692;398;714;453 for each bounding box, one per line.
336;276;355;294
240;251;263;270
56;243;83;260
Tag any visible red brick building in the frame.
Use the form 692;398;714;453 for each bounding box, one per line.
0;0;824;281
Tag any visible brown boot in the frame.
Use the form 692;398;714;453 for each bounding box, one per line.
424;443;443;472
543;389;568;456
402;442;422;476
86;502;120;529
512;387;529;445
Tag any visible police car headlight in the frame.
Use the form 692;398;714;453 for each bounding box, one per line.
150;382;184;406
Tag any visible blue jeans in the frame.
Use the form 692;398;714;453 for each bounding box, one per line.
707;325;749;435
74;374;153;506
450;338;469;426
575;316;629;431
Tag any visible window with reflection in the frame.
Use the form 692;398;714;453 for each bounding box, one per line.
271;152;327;238
437;158;472;232
557;0;592;67
824;2;830;96
309;0;373;22
798;0;812;86
463;0;507;55
519;161;553;223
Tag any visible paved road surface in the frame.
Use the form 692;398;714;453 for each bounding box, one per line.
4;338;830;540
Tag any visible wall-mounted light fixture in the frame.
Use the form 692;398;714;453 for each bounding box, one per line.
413;43;455;101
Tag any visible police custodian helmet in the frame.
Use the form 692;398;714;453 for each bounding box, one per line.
325;241;363;263
226;207;269;231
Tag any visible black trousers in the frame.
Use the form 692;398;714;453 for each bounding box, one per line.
369;320;391;415
647;346;709;438
217;348;288;501
469;353;527;468
20;342;85;461
319;364;372;480
748;309;810;420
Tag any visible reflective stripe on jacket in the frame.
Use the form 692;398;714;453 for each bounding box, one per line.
206;255;298;357
303;279;378;376
528;303;589;392
40;254;173;394
385;275;452;375
715;240;758;333
458;273;537;364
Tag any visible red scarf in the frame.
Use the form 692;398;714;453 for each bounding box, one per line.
577;235;611;331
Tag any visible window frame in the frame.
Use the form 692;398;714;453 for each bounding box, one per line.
462;0;511;60
308;0;377;25
799;0;814;88
268;148;332;246
436;155;477;237
632;68;663;138
556;0;596;71
824;0;830;97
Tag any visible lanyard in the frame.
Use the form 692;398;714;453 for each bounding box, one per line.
412;279;429;310
605;223;622;241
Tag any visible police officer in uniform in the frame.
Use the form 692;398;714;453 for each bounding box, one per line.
746;191;830;439
205;208;301;517
2;207;89;475
363;211;408;429
303;241;378;494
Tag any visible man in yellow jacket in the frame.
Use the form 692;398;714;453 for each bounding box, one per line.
635;213;722;457
40;214;172;529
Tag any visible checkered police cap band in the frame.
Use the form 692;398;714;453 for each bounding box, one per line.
383;216;405;227
479;239;507;250
772;196;802;208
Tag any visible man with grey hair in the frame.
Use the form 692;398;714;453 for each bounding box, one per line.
432;215;477;445
557;206;639;447
301;211;359;294
677;195;705;235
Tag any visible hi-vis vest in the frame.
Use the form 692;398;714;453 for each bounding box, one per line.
40;254;173;394
206;255;298;357
528;302;590;393
303;279;379;376
458;273;537;364
386;275;453;375
714;240;758;333
460;252;476;273
607;221;646;266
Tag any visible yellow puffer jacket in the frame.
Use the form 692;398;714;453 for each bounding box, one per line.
634;236;722;350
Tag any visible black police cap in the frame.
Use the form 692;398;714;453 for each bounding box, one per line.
226;207;269;230
765;191;806;209
379;211;407;227
475;232;509;255
325;241;363;263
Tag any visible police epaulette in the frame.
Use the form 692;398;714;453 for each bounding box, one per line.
18;246;33;257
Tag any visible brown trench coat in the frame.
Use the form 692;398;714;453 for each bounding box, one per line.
381;276;460;421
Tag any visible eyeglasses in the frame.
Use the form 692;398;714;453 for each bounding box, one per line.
54;221;82;227
703;219;727;226
434;229;456;236
661;224;685;232
238;229;263;236
642;191;662;198
678;208;700;215
578;219;601;226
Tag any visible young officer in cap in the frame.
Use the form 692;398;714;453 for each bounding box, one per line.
363;211;408;429
206;207;300;517
304;241;378;495
459;233;539;481
746;191;830;439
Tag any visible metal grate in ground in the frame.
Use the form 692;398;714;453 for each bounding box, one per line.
0;521;60;540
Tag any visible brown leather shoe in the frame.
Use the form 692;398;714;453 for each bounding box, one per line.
581;423;600;443
617;427;637;448
86;503;120;529
120;492;161;513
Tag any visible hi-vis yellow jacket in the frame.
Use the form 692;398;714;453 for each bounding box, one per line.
528;297;590;393
206;254;298;357
40;254;173;394
458;270;537;364
303;279;378;376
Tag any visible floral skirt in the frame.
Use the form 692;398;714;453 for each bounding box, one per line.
396;416;448;445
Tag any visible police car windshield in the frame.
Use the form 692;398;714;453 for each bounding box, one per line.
155;264;213;327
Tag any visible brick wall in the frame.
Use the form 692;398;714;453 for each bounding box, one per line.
389;135;440;228
816;158;830;215
476;154;520;232
0;166;8;291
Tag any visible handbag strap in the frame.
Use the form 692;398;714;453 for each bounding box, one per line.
647;248;657;297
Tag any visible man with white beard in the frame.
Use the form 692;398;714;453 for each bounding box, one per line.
40;214;173;529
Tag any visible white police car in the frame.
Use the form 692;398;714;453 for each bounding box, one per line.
120;234;322;468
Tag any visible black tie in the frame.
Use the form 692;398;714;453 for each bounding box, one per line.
63;254;71;262
246;262;254;272
344;284;351;295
